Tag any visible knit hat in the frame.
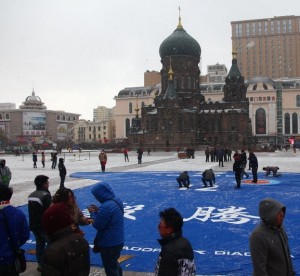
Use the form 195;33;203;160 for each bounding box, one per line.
34;175;49;187
42;203;73;235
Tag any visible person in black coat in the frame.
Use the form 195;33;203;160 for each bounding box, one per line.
137;148;143;164
155;208;196;276
28;175;51;272
51;152;58;169
248;150;258;183
58;158;67;189
233;153;243;189
32;152;38;168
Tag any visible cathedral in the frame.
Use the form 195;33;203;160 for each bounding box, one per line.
131;16;251;150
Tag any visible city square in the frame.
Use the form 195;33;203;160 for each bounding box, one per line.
3;149;299;275
0;1;300;275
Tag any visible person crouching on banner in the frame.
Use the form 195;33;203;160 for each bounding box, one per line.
176;171;190;188
155;207;196;276
201;169;215;187
263;166;280;177
88;182;124;276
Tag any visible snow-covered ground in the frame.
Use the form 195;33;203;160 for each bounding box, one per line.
2;148;300;207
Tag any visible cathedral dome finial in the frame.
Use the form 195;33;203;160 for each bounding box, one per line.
177;6;183;28
159;8;201;60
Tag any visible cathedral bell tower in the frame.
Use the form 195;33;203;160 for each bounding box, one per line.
223;51;247;102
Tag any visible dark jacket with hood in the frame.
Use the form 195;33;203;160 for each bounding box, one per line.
90;182;124;248
249;198;295;276
42;227;90;276
155;231;196;276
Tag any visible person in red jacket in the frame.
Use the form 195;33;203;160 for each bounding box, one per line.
42;203;90;276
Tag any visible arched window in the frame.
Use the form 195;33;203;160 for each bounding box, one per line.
284;113;290;134
68;116;71;121
5;113;9;119
187;77;191;89
292;113;298;134
129;102;132;114
181;76;185;89
255;108;266;134
62;115;66;121
296;95;300;107
0;114;2;120
57;115;60;120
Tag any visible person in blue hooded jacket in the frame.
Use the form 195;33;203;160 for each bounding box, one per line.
88;182;124;276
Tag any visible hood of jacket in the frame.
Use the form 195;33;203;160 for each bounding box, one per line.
91;182;115;204
259;198;286;228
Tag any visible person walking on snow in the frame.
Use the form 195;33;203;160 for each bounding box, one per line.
58;158;67;188
122;148;129;162
98;150;107;172
0;159;12;186
41;151;46;168
32;152;38;168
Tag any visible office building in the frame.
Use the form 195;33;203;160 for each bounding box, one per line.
231;15;300;80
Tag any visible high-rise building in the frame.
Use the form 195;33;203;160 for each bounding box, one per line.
231;15;300;80
144;70;161;86
93;106;113;122
207;63;228;82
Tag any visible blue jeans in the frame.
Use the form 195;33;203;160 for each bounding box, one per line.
100;244;123;276
32;231;47;266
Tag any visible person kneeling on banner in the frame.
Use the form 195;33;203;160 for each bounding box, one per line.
262;166;280;177
176;171;190;188
202;169;215;187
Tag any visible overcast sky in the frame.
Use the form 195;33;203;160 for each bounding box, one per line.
0;0;298;120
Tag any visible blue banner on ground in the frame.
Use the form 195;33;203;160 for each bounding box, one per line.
19;171;300;275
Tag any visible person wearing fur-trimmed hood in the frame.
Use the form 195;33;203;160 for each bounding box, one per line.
249;198;295;276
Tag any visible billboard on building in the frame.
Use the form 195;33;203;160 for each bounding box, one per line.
57;124;68;140
23;112;46;136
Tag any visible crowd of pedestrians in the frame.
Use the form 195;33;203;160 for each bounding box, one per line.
0;147;295;276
